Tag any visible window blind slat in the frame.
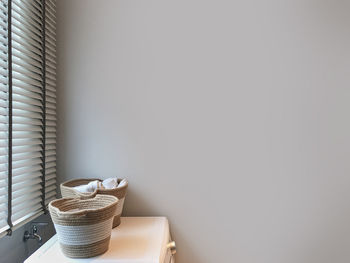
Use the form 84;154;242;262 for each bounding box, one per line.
45;47;55;60
0;28;7;41
45;155;55;163
0;86;8;96
0;51;7;63
45;62;55;73
46;126;55;134
12;164;42;177
13;87;42;102
0;2;7;14
0;187;7;197
12;49;42;69
13;198;42;214
12;177;41;193
45;21;55;37
12;7;41;30
0;156;7;165
12;72;42;89
13;124;42;132
45;4;55;19
46;90;55;99
12;138;43;147
13;109;42;120
45;174;55;182
12;183;41;200
12;203;41;222
46;115;56;122
13;94;43;107
12;100;42;114
12;1;42;28
12;64;43;83
13;89;42;103
0;203;6;213
12;21;43;47
46;108;55;116
12;151;42;163
45;150;55;158
46;102;55;110
46;75;56;85
45;177;55;185
46;79;55;88
13;0;43;20
12;145;42;155
45;184;55;194
12;44;42;65
45;161;55;169
0;60;7;70
13;57;43;77
45;167;55;175
12;160;42;172
46;33;55;47
13;79;43;95
0;69;8;79
12;171;41;184
48;0;56;8
46;85;55;93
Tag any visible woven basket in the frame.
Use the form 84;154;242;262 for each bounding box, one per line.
60;178;128;228
49;194;118;258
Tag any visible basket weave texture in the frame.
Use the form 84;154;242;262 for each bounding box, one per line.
60;178;128;227
49;194;118;258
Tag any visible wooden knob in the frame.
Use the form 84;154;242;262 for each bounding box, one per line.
167;241;177;255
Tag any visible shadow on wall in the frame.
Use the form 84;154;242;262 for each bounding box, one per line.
0;214;56;263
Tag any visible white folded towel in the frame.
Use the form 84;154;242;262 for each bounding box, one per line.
117;179;128;188
74;178;128;193
102;178;119;189
73;180;104;193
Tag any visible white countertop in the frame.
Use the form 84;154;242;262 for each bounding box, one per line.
25;217;172;263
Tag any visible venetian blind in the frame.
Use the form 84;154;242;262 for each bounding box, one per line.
0;0;9;234
0;0;56;236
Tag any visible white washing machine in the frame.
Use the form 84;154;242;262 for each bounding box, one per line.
25;217;176;263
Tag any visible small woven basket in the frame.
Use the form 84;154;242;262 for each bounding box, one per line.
60;178;128;228
49;194;118;258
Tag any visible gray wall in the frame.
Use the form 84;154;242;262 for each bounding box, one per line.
0;214;55;263
56;0;350;262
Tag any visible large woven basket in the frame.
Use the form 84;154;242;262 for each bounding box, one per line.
49;194;118;258
60;178;128;228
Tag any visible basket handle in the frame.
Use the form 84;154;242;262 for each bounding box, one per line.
55;209;89;218
52;192;99;218
77;189;98;199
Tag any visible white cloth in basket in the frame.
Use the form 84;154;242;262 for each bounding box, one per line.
74;178;128;193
